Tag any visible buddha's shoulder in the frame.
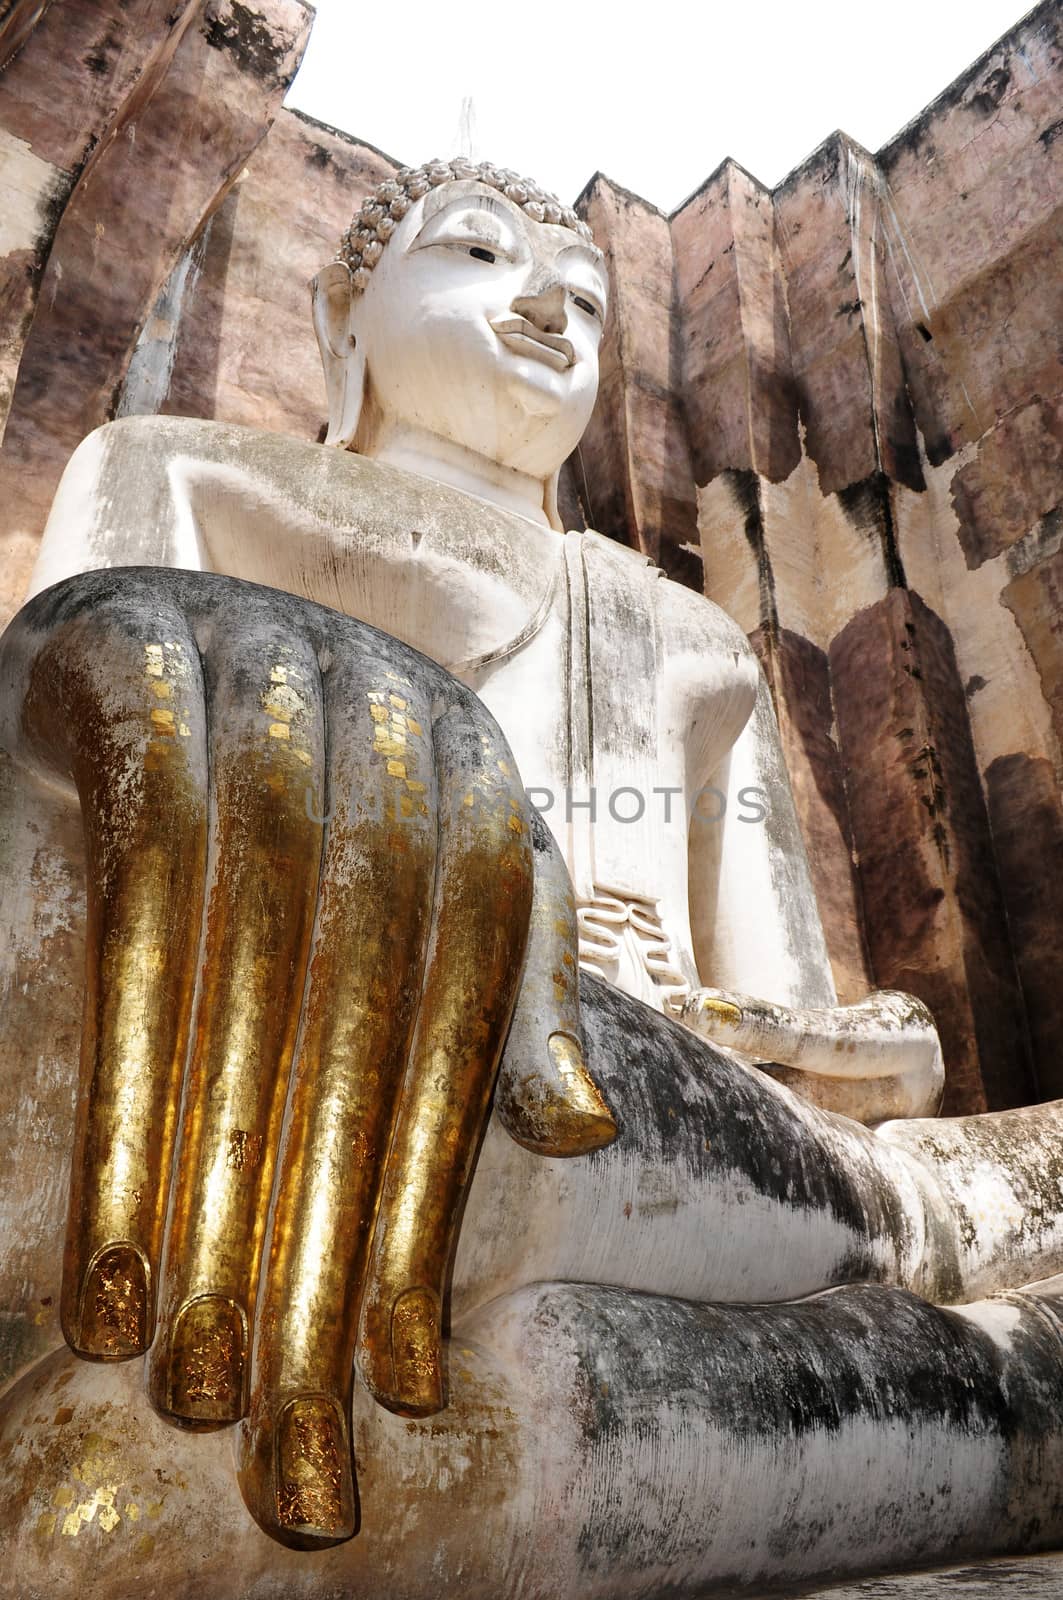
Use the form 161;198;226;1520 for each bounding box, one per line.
58;421;562;610
70;415;348;484
73;419;547;553
577;528;757;671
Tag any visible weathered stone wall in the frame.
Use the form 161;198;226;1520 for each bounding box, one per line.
155;109;398;441
1;0;1059;1111
0;0;314;609
576;1;1062;1112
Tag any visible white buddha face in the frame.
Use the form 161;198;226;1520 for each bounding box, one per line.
343;179;608;486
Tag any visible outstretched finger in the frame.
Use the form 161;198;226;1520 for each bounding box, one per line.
146;618;325;1427
357;693;533;1418
237;646;438;1548
22;586;209;1361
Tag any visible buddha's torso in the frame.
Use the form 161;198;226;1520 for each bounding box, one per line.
31;416;760;1009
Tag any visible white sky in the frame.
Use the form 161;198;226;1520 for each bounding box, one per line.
285;0;1035;213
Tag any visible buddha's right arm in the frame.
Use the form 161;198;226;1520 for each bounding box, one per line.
28;418;209;592
0;565;614;1548
29;413;383;589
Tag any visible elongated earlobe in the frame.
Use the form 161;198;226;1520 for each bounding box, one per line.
311;262;366;449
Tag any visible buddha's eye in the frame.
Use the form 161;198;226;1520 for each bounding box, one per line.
469;246;497;264
571;294;600;319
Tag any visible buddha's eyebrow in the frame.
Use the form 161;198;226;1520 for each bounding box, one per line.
416;192;514;231
556;242;607;279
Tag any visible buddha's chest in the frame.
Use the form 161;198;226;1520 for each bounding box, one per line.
469;576;743;915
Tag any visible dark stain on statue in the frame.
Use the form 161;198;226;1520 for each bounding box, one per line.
556;1274;1063;1585
580;974;921;1275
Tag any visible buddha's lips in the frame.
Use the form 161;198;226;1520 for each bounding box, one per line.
489;316;574;371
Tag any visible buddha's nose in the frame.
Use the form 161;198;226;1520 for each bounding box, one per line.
511;274;567;335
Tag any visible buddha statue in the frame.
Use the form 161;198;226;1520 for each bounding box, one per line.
3;158;1063;1598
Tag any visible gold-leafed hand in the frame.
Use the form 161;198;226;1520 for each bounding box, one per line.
1;568;615;1549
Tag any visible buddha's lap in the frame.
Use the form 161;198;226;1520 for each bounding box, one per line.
0;967;927;1381
4;1276;1063;1598
452;973;927;1317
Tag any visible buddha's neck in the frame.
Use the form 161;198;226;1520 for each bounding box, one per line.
365;422;553;530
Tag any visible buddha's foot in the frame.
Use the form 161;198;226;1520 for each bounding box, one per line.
8;1282;1063;1593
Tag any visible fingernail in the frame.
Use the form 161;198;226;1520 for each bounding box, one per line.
275;1395;355;1544
546;1032;618;1151
498;1033;618;1157
75;1243;149;1358
163;1294;246;1425
389;1287;443;1416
